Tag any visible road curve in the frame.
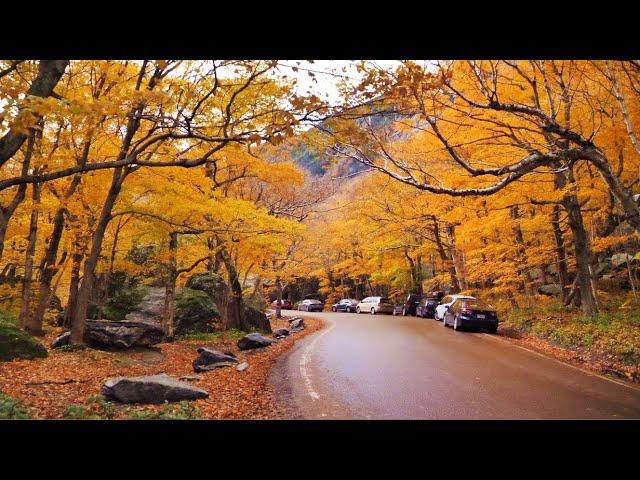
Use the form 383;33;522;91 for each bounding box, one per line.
268;310;640;419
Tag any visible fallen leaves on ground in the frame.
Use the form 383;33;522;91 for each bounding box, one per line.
0;316;323;419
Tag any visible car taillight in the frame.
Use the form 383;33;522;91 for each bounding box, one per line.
460;308;473;315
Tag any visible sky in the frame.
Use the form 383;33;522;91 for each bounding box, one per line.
275;60;403;105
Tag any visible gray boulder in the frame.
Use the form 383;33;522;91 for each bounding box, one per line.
51;331;71;349
537;284;562;296
192;347;238;372
272;328;290;339
289;318;305;332
85;320;165;349
101;373;208;404
237;333;274;350
236;362;249;372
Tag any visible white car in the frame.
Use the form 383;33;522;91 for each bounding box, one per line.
434;294;476;321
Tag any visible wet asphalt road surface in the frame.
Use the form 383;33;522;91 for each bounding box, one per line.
268;310;640;419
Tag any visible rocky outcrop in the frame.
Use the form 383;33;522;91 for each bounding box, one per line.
101;373;208;404
51;331;71;349
537;284;562;296
192;347;238;372
87;320;164;349
237;333;274;350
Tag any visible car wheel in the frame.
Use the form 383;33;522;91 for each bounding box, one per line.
453;315;461;331
371;308;376;315
332;307;336;312
356;307;361;314
443;315;448;327
434;311;440;321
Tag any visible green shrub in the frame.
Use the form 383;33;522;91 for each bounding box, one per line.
0;321;48;361
0;392;33;419
174;288;219;334
125;401;201;420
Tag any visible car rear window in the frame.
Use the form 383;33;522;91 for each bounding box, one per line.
379;298;391;303
462;300;495;311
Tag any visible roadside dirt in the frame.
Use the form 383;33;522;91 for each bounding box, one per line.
0;315;323;419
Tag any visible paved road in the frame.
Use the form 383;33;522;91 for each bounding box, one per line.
269;310;640;419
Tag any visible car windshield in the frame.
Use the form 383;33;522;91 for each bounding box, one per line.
307;299;321;304
462;300;495;311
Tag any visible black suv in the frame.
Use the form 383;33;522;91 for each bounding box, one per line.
416;291;445;318
402;294;422;316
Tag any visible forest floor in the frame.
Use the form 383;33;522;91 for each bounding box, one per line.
496;297;640;383
0;315;323;419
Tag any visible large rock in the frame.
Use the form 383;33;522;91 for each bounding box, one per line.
51;331;71;349
185;272;229;305
237;333;274;351
289;318;305;332
174;288;219;334
537;284;562;296
611;253;635;268
240;304;272;334
272;328;290;339
85;320;165;349
0;322;48;361
101;373;208;404
192;347;238;372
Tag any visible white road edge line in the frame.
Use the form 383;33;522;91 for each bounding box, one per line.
480;331;640;393
299;318;335;400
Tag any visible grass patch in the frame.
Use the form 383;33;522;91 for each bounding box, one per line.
0;391;33;419
62;395;115;419
177;328;246;342
0;309;19;327
125;401;201;420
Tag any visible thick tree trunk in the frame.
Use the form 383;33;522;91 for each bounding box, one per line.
216;248;242;330
562;193;598;316
550;205;570;303
19;183;42;334
275;276;283;319
510;206;534;296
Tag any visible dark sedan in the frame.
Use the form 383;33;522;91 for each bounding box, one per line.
298;299;324;312
402;294;423;316
416;297;440;318
331;299;358;312
443;298;498;333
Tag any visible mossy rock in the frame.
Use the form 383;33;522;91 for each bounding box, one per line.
0;322;48;361
240;304;272;334
185;272;228;303
175;288;220;334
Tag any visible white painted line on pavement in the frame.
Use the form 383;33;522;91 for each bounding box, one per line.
299;318;335;401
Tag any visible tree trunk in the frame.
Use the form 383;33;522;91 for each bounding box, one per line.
19;182;42;334
32;208;66;329
510;206;534;296
431;218;460;293
275;276;283;319
217;248;242;330
63;250;84;329
163;232;177;340
562;193;598;316
551;205;570;303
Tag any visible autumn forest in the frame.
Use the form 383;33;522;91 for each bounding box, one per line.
1;60;640;419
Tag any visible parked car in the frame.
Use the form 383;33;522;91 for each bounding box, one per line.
355;296;395;315
271;299;293;310
416;296;441;318
331;299;359;312
402;294;423;316
298;299;324;312
434;294;476;320
392;304;404;316
442;298;498;333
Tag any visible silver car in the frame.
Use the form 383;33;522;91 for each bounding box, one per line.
355;296;395;315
